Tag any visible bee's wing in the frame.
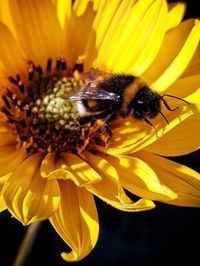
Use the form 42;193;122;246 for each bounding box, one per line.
68;89;120;101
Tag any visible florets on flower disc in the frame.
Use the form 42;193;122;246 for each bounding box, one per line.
1;59;106;156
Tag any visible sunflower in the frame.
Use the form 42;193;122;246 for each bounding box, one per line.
0;0;200;262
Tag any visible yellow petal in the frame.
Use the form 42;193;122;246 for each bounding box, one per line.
0;146;26;176
62;152;102;185
93;0;123;47
145;113;200;156
56;0;71;28
0;173;10;213
129;0;168;74
105;106;192;155
9;0;62;67
0;23;25;75
84;151;155;211
92;0;103;10
40;153;77;181
186;88;200;107
96;0;168;73
167;2;186;31
0;173;11;187
0;130;16;147
73;0;91;16
106;154;176;202
95;0;153;70
50;180;99;262
63;2;96;68
3;153;60;225
164;74;200;101
41;152;102;186
0;122;9;132
0;0;15;36
137;151;200;206
0;193;6;212
92;118;153;155
143;19;200;91
181;47;200;77
85;0;123;69
73;0;103;16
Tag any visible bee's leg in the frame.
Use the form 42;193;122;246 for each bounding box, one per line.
101;113;117;145
102;124;112;144
105;113;117;125
134;111;159;139
143;117;159;139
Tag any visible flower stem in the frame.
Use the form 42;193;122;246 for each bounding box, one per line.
13;222;41;266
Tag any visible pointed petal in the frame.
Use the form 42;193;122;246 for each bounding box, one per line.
129;0;168;74
0;173;10;213
0;0;12;28
95;0;153;70
0;23;25;75
137;151;200;206
73;0;104;16
93;0;122;47
41;152;102;186
0;0;16;38
167;2;186;31
95;0;168;74
56;0;71;28
145;113;200;156
9;0;62;67
64;2;96;68
50;180;99;262
3;153;60;225
73;0;91;16
181;47;200;77
84;151;155;211
0;194;6;212
143;19;200;91
164;74;200;101
106;154;176;202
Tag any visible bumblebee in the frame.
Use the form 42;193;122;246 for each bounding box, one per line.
69;69;189;141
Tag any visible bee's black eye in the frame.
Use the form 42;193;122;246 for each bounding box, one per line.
130;86;161;119
136;98;149;112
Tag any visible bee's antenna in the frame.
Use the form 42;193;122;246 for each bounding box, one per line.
160;94;190;114
161;94;190;105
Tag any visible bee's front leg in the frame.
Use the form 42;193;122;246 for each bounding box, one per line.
101;113;117;145
102;124;112;145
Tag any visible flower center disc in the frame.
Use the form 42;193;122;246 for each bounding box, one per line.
1;59;103;155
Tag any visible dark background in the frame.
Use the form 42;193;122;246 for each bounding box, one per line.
0;1;200;265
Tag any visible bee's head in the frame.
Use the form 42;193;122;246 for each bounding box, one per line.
129;85;190;138
131;86;161;120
